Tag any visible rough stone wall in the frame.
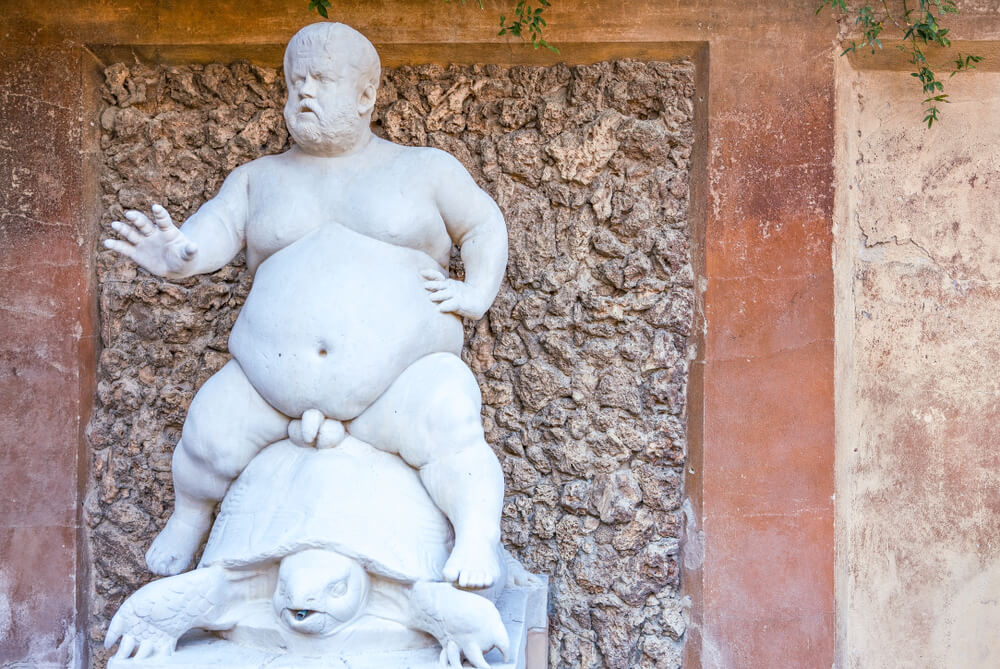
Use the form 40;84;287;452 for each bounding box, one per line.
88;59;694;668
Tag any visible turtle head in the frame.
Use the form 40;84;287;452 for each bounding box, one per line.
274;549;370;636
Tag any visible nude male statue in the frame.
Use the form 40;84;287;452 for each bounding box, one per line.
104;22;508;589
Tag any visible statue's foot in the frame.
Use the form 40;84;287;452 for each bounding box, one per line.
145;512;209;576
443;539;503;589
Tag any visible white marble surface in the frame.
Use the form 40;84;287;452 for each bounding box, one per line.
108;580;548;669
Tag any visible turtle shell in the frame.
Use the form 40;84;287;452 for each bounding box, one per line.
199;438;453;583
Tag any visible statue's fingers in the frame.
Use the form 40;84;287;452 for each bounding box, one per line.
438;298;460;313
438;646;449;667
420;268;446;282
103;238;137;260
130;213;154;236
111;220;144;245
446;640;462;668
124;209;154;232
151;203;174;230
428;289;454;303
423;280;449;291
114;634;137;658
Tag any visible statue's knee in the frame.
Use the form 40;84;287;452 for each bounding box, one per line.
180;410;255;480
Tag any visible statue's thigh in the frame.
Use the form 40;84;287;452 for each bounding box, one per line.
181;359;289;476
350;352;484;466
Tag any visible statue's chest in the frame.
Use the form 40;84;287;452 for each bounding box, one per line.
246;172;446;270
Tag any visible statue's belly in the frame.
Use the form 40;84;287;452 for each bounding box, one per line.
230;223;464;420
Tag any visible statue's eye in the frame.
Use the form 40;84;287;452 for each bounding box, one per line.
294;609;314;621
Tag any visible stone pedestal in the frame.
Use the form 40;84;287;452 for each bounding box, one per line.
108;578;548;669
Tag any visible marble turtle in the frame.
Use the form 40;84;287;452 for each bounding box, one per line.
106;436;513;666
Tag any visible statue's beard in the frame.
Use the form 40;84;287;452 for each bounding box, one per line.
284;100;367;156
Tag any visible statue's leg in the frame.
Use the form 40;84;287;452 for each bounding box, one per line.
146;359;289;576
105;565;259;659
348;352;504;589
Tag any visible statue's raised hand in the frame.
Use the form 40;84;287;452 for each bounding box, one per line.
421;269;490;320
104;204;198;278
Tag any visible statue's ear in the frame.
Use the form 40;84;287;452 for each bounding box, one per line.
358;81;377;116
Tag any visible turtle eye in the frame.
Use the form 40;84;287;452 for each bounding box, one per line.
294;609;314;621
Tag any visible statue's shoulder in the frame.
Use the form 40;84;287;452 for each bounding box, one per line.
236;151;289;177
380;140;468;176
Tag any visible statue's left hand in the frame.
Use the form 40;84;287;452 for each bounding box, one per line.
421;269;490;320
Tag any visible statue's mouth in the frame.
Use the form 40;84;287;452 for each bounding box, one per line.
281;606;334;635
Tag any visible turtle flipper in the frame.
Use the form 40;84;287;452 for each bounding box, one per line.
408;582;510;669
106;565;235;660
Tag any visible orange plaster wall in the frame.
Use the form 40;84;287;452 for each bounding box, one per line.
0;37;101;664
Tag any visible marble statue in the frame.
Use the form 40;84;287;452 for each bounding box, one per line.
105;436;525;665
102;22;545;667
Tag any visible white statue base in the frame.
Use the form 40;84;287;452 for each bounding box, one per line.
108;578;547;669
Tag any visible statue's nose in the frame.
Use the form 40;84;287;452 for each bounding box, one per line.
300;75;317;97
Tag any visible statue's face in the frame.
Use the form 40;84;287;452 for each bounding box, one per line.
283;46;374;156
274;549;370;636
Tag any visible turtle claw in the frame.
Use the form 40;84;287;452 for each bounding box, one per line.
106;601;179;660
412;582;509;669
440;640;464;668
438;638;494;669
112;633;136;659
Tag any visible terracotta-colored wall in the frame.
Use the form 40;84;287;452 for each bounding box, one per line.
0;37;101;664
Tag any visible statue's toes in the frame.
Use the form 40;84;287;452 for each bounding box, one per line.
443;542;501;590
145;544;188;576
145;519;202;576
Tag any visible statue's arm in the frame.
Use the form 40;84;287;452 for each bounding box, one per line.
104;165;250;280
172;165;251;277
425;151;508;320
